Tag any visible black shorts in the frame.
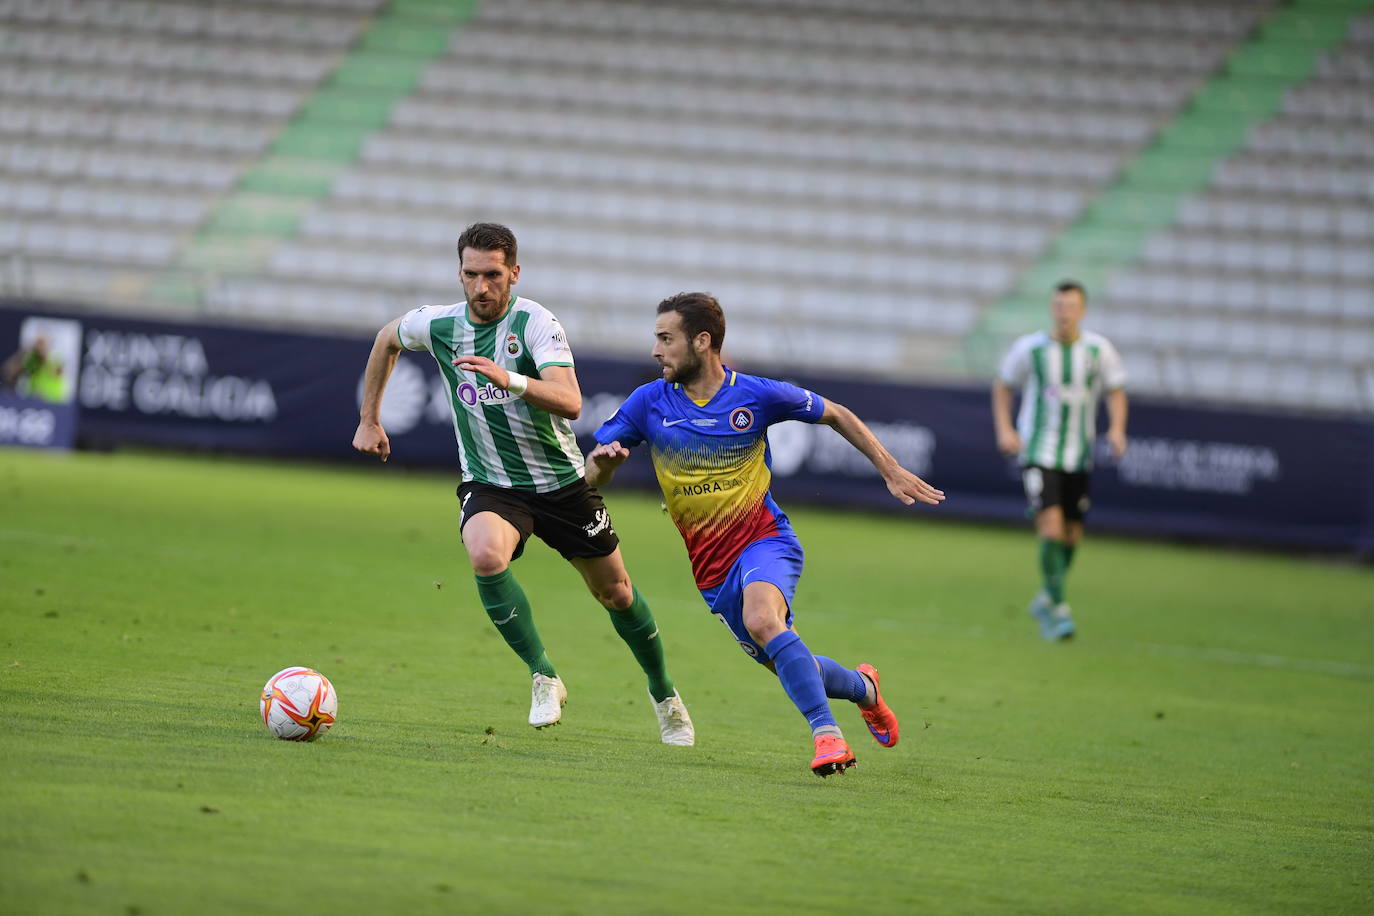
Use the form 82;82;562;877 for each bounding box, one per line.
457;479;619;562
1021;466;1092;522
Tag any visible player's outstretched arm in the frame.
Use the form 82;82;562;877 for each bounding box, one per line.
352;317;402;462
453;357;582;420
818;400;945;507
584;441;631;488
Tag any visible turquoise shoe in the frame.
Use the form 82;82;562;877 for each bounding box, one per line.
1028;591;1054;636
1045;604;1076;641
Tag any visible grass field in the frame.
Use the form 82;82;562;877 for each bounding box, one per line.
1;447;1372;915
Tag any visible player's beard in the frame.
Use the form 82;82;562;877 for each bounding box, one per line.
665;349;703;386
468;286;510;322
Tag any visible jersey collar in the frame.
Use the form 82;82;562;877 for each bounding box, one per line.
672;368;737;404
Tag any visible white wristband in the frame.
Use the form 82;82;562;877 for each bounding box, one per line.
506;372;529;397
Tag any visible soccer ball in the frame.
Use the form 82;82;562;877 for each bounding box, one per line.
260;666;337;741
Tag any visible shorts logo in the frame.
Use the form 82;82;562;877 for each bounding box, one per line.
1022;467;1044;510
504;334;522;359
712;611;759;657
729;407;754;431
583;507;613;537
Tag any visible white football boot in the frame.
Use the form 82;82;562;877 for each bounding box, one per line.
650;690;695;746
529;673;567;728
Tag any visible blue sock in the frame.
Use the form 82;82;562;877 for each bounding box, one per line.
764;631;836;731
815;656;868;703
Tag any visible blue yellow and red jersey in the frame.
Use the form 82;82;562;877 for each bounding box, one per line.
595;369;826;589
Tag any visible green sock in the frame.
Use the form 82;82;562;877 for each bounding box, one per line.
606;587;674;702
475;570;555;678
1038;539;1068;605
1063;543;1077;572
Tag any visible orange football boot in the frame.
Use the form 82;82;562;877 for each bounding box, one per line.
856;664;899;748
810;734;857;777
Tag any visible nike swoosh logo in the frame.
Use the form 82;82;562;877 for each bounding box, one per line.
661;418;689;427
648;629;659;641
493;608;519;625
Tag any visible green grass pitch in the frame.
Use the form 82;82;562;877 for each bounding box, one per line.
1;447;1371;915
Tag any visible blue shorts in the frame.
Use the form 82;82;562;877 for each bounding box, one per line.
698;534;804;664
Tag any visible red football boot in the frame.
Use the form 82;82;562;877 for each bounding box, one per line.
856;664;899;748
810;734;857;777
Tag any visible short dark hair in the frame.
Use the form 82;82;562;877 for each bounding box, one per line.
1055;280;1087;301
457;222;518;266
657;292;725;352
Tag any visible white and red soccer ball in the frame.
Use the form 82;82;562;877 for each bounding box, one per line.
260;666;337;741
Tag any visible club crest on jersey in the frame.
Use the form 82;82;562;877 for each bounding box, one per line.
729;407;754;431
504;334;523;359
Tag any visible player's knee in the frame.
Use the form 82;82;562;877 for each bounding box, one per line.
1036;515;1065;540
592;580;634;610
466;546;510;577
745;622;784;647
743;609;786;646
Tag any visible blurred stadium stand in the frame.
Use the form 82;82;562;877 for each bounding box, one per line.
1091;9;1374;413
1;0;1371;412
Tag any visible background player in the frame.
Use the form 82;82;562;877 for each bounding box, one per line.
585;292;944;776
352;222;693;745
991;280;1128;641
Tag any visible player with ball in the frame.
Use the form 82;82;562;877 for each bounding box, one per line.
351;223;693;746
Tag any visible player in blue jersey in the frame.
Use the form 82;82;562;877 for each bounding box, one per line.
585;292;945;776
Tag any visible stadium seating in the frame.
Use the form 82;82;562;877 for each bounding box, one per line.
0;0;381;310
3;0;1369;414
1096;10;1374;412
219;0;1267;372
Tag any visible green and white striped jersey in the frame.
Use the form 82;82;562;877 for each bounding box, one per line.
999;330;1126;472
398;295;584;492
